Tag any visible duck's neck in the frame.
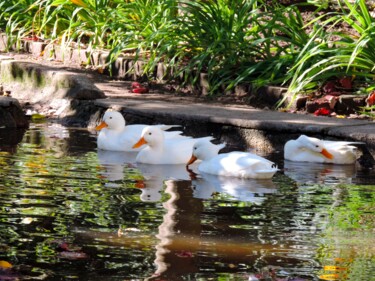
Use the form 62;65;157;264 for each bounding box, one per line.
148;137;165;151
111;124;125;132
205;151;218;160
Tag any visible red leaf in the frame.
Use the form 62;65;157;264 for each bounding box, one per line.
135;180;145;188
132;87;149;94
314;108;331;116
323;81;336;93
339;77;352;89
366;91;375;106
131;82;142;89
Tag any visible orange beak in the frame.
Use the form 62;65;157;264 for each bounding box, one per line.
95;121;108;131
321;148;334;159
132;137;147;149
186;155;197;166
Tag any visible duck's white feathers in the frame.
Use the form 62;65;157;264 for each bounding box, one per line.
135;126;214;164
284;135;361;164
96;109;182;151
190;139;278;179
199;151;278;179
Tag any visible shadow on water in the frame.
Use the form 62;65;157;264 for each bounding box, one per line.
0;123;374;280
0;128;26;153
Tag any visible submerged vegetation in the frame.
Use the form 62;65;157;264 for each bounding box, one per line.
0;0;374;106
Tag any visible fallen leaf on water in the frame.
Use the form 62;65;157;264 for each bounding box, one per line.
318;274;339;280
334;257;353;262
59;251;89;260
20;217;33;224
31;113;46;121
25;162;43;168
175;251;194;258
0;260;12;269
57;242;82;252
323;265;347;271
319;273;347;280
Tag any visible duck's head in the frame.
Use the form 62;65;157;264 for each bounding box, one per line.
96;110;126;131
187;139;225;166
132;126;164;149
297;135;334;159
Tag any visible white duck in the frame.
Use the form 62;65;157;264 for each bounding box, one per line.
284;135;360;164
187;139;278;179
96;109;183;151
132;126;214;164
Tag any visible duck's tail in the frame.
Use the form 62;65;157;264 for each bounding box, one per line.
158;124;181;131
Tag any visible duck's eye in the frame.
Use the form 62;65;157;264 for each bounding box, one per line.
148;132;152;135
109;117;112;119
315;145;319;148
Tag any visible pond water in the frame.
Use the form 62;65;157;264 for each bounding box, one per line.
0;123;374;281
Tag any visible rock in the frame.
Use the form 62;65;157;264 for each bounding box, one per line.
0;96;29;128
335;94;366;115
0;60;105;103
0;59;106;120
305;100;331;113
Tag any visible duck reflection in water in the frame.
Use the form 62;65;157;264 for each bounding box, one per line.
97;149;278;203
145;180;293;281
187;169;277;203
97;150;138;182
145;180;203;280
97;149;193;200
283;160;357;185
134;164;191;202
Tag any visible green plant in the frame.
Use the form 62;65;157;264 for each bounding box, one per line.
287;0;375;103
106;0;179;76
230;3;315;91
0;0;39;50
166;0;264;92
150;0;317;95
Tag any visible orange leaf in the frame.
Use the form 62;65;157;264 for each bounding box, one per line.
70;0;88;8
0;260;12;269
324;265;347;271
319;273;339;280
